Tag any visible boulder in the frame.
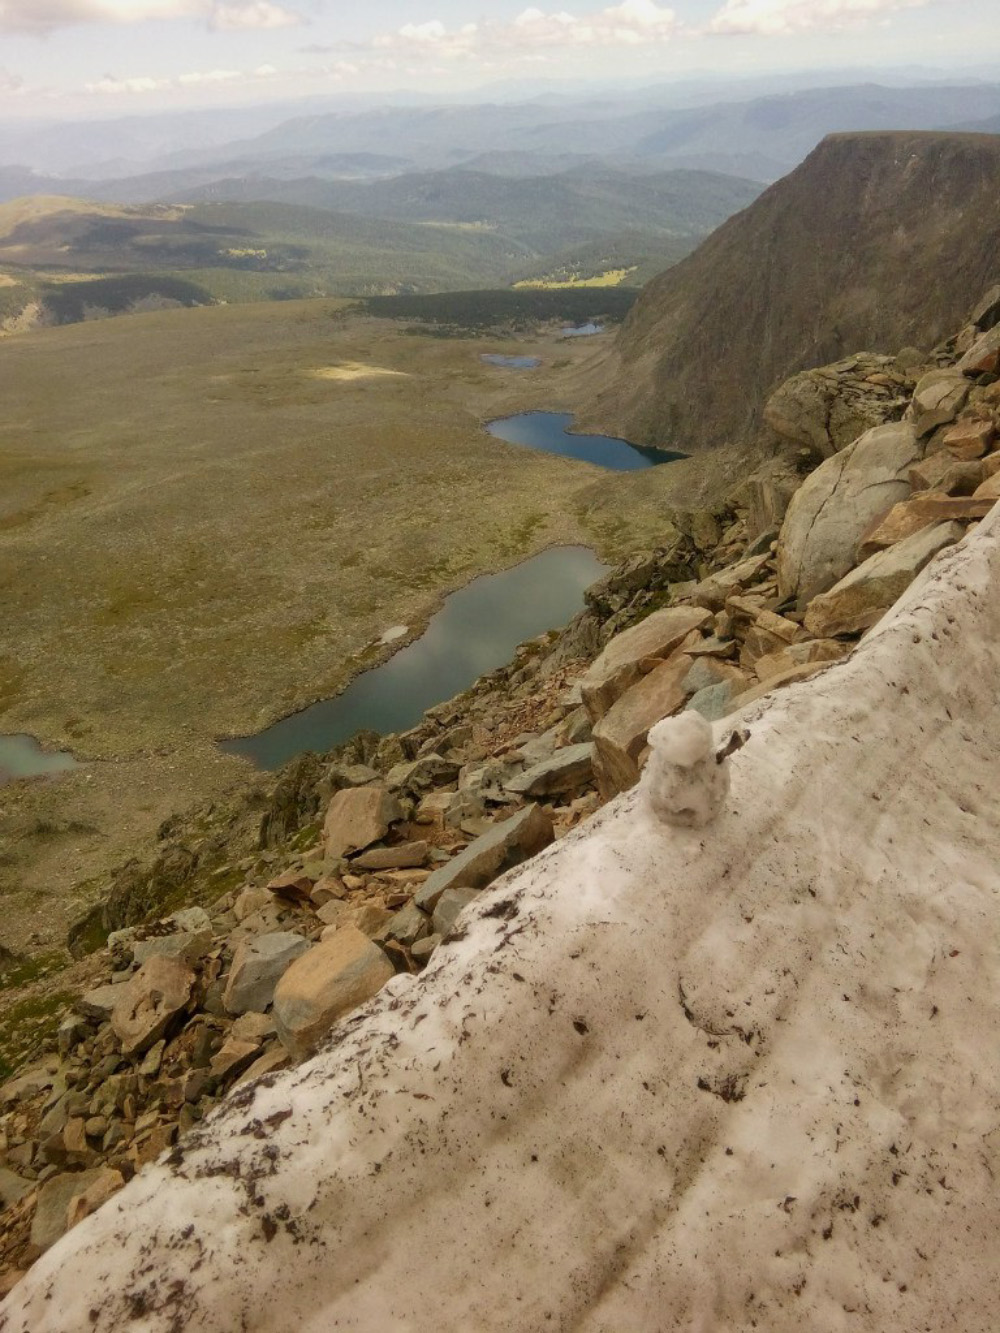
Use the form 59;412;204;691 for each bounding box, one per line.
804;522;964;637
414;805;554;912
909;453;986;495
273;928;394;1060
939;418;994;460
323;786;403;861
76;982;128;1023
31;1169;121;1252
377;901;432;947
957;325;1000;375
503;744;595;798
686;553;772;612
684;682;736;722
910;368;970;435
132;907;213;967
777;421;922;606
109;955;195;1058
764;353;909;458
432;887;480;939
580;606;710;722
223;932;311;1015
592;653;693;798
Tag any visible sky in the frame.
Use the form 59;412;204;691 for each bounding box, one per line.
0;0;997;118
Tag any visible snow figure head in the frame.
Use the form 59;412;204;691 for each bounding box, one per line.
641;711;732;828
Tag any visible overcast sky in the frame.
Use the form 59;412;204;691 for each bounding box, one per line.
0;0;997;117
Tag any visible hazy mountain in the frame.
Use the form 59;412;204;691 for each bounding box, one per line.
129;82;1000;183
166;167;763;254
581;131;1000;453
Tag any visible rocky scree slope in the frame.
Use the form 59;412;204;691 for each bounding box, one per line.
2;290;1000;1323
580;131;1000;456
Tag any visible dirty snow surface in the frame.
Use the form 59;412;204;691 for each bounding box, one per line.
5;514;1000;1331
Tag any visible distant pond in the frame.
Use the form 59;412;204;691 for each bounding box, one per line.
561;323;604;338
487;411;685;472
0;735;79;785
221;545;609;771
480;354;541;369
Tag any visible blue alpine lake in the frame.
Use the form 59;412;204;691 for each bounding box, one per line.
487;411;685;472
481;354;541;369
220;545;609;771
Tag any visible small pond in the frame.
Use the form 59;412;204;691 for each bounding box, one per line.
487;411;685;472
0;735;79;785
561;323;604;338
221;545;609;771
480;354;541;369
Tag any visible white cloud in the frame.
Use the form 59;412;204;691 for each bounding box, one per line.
0;0;301;34
707;0;932;35
209;1;300;30
372;0;679;60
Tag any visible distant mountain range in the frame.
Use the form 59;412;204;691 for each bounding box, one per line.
4;79;1000;191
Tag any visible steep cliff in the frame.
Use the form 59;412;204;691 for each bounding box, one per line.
581;131;1000;453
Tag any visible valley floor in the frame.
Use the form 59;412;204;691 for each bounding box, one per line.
0;299;731;949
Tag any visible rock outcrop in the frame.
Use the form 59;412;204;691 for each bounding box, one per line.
580;132;1000;454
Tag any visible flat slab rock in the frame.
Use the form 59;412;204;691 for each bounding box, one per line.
503;743;594;798
109;956;195;1058
804;520;964;637
580;605;710;721
414;804;554;912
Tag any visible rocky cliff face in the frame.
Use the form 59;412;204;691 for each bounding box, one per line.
581;132;1000;454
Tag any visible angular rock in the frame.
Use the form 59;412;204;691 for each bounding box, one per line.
385;754;460;793
973;471;1000;502
777;421;922;605
133;907;213;967
265;870;316;904
910;368;970;435
754;638;848;682
0;1168;32;1209
957;325;1000;375
414;805;554;912
940;418;994;460
503;744;595;798
432;887;480;939
223;931;311;1016
804;522;964;637
856;498;939;560
592;653;693;798
353;841;429;871
580;606;711;722
684;682;736;722
685;553;772;611
905;493;994;522
411;934;441;965
110;955;195;1058
323;786;403;861
377;901;432;948
209;1037;261;1082
31;1169;115;1252
764;354;908;457
273;927;394;1060
77;982;128;1023
909;453;986;495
